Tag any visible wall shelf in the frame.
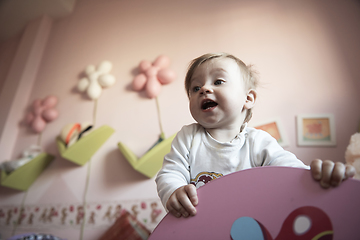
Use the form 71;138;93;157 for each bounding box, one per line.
1;153;54;191
57;125;115;166
118;133;176;178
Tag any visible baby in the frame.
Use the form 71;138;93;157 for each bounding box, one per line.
155;52;355;218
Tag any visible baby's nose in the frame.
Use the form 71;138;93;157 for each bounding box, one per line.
200;85;213;94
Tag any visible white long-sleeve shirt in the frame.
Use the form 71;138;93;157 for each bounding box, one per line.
156;123;309;208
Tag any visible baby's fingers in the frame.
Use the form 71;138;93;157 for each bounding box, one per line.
319;160;335;188
310;159;323;181
329;162;345;187
310;159;335;188
310;159;356;188
184;184;198;207
167;200;184;218
167;194;189;218
166;185;198;218
345;164;356;179
176;185;197;217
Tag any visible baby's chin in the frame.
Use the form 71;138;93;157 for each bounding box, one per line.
191;113;228;130
196;121;222;130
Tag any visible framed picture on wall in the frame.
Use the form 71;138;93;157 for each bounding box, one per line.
297;114;336;146
252;118;289;147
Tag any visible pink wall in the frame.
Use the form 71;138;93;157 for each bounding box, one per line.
0;0;359;239
0;36;20;95
0;16;52;162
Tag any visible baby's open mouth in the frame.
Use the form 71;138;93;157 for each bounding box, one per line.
201;100;218;110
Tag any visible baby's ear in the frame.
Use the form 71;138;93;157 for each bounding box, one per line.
244;89;257;109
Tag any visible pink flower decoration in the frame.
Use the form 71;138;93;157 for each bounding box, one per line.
25;95;59;133
132;55;176;98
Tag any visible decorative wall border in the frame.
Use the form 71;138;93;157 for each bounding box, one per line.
0;198;165;234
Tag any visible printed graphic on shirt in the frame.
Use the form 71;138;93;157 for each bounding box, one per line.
190;172;223;188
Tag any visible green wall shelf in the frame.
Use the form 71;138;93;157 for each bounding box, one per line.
1;153;54;191
57;125;115;166
118;133;176;178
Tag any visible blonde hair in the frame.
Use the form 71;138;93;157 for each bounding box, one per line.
184;52;259;123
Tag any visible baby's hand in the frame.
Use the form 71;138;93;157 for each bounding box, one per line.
166;184;198;218
310;159;355;188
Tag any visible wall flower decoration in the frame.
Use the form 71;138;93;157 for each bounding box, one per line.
77;60;116;126
132;55;176;99
25;95;59;134
4;96;58;191
118;55;177;178
77;61;116;100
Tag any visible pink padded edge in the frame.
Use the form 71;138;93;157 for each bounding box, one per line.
150;166;360;239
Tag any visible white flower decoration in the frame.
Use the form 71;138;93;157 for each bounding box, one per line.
77;61;116;100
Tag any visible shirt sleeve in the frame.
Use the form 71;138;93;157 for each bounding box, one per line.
249;129;310;169
155;124;195;209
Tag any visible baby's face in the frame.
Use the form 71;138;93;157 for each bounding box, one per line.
188;57;249;130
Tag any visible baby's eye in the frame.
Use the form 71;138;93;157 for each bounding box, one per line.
193;86;201;92
214;80;224;85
